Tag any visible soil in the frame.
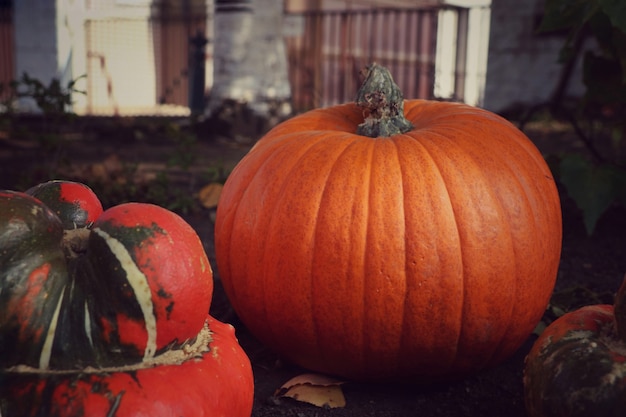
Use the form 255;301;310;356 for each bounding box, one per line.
1;115;625;416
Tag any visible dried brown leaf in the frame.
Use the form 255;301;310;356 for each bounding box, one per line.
276;373;346;408
91;154;124;182
198;182;223;209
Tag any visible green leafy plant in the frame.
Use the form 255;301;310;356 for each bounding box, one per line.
539;0;626;234
1;72;87;181
0;72;85;115
165;123;198;170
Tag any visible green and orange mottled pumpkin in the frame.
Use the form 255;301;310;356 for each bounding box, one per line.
214;64;563;381
0;181;253;416
25;179;103;229
524;274;626;417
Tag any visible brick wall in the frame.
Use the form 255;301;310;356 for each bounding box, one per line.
0;4;14;100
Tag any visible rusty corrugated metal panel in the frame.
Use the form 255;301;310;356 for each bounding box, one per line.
285;6;440;112
154;12;206;107
0;6;14;101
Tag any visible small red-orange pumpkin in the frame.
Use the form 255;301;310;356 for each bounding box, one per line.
2;316;253;417
524;274;626;416
214;64;563;381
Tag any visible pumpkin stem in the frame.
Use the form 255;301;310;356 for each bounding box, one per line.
614;273;626;340
62;228;91;258
356;63;413;137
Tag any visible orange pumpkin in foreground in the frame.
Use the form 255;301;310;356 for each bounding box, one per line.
214;64;562;381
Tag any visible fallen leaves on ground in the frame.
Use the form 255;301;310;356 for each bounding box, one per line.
274;373;346;409
198;182;223;209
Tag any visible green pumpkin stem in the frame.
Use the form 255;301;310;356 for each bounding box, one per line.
614;273;626;340
355;63;414;137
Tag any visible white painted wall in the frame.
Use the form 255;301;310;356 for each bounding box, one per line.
434;2;491;107
66;0;158;115
14;0;193;115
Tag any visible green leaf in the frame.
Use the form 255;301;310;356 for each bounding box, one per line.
610;29;626;84
582;52;625;105
559;154;623;234
611;126;625;150
615;167;626;206
598;0;626;34
538;0;599;33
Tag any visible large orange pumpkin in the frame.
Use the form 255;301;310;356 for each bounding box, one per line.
214;64;562;381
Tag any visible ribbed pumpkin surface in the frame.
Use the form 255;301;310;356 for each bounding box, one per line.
214;100;562;380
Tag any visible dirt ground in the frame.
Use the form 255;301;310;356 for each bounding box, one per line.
1;115;625;416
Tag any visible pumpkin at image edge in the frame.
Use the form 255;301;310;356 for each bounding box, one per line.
524;274;626;417
214;64;563;381
0;182;254;416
